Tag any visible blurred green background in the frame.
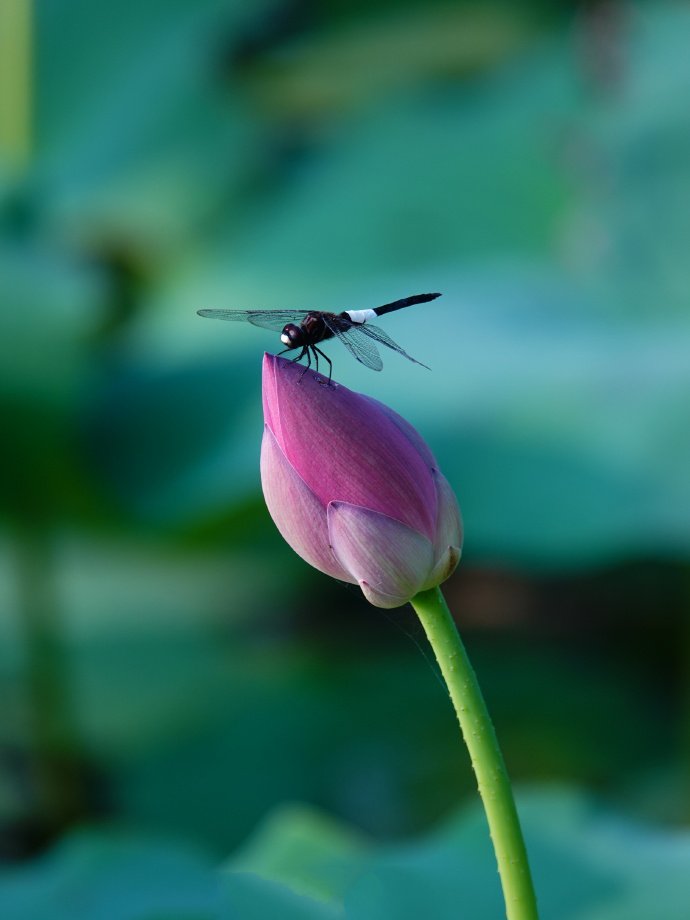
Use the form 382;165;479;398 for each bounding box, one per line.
1;0;690;916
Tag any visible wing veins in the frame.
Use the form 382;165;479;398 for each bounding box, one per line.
354;323;430;369
321;315;383;371
197;309;311;332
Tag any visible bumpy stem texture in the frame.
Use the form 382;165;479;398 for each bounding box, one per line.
411;586;538;920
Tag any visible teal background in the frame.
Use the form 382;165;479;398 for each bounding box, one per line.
1;1;689;916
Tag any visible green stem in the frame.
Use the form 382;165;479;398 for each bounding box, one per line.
410;586;538;920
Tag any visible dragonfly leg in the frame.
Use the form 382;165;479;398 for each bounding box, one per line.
279;346;309;378
288;347;305;363
285;345;306;367
298;347;311;381
312;346;333;385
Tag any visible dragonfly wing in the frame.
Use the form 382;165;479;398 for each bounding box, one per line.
196;309;311;332
356;323;430;369
322;316;383;371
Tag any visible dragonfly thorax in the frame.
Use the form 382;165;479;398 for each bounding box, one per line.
281;313;332;349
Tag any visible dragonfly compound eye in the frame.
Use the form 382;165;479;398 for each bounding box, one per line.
280;323;302;347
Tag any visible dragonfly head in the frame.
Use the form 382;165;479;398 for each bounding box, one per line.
280;323;303;349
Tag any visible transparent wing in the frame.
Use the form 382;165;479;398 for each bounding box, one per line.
355;323;430;369
196;309;311;332
322;316;383;371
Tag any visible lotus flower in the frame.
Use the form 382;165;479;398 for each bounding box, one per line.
260;354;462;608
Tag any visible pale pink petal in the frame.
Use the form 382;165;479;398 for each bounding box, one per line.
422;470;462;590
358;582;414;609
327;501;434;608
261;426;354;583
431;470;463;563
423;546;462;592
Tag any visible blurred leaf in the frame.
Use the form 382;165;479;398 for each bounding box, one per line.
0;832;233;920
2;790;688;918
229;805;370;903
82;355;260;521
0;242;107;520
4;535;290;753
93;623;658;852
149;56;575;296
32;0;274;252
0;831;336;920
0;243;105;403
573;4;690;319
228;789;690;919
224;871;342;920
250;5;533;117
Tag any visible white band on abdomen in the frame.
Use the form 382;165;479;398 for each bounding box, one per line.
344;308;377;324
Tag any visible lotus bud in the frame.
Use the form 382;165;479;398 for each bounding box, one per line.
260;354;462;608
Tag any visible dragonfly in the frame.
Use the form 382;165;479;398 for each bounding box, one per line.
197;292;441;382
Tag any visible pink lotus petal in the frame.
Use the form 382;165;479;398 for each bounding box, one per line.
261;426;354;583
261;355;284;447
262;354;437;540
361;395;438;470
327;501;434;608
